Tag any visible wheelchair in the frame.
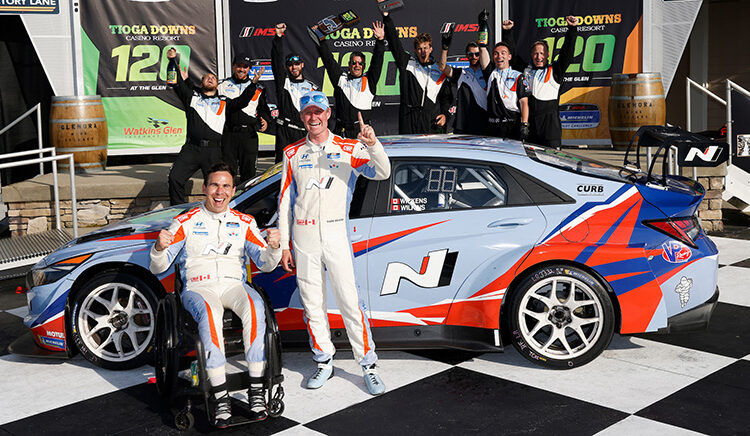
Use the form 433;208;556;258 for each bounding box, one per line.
154;266;285;430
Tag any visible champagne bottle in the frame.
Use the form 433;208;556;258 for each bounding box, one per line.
167;58;178;85
478;9;489;47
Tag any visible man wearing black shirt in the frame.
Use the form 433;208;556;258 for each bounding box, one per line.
382;11;452;134
219;53;272;183
166;48;256;205
272;23;319;162
313;20;386;139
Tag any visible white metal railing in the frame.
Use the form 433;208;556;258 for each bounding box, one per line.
0;103;45;176
0;148;78;237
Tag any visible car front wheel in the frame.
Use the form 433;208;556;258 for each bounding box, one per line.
70;271;158;370
507;265;615;369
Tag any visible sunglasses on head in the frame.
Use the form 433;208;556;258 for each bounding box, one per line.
300;94;328;106
286;56;302;65
466;52;480;58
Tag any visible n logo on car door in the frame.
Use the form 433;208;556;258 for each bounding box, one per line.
380;249;458;295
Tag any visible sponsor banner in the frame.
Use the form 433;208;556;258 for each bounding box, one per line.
509;0;642;143
229;0;493;135
0;0;59;14
79;0;217;153
731;88;750;174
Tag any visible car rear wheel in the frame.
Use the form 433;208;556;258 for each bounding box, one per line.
70;271;158;370
507;265;614;369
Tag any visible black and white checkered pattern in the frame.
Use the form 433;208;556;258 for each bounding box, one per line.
0;236;748;435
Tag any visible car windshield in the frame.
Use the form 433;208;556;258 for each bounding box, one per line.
233;162;283;199
524;144;639;183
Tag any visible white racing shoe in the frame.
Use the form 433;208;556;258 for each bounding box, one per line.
362;363;386;395
306;361;334;389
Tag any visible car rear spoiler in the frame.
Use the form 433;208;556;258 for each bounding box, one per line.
621;125;729;186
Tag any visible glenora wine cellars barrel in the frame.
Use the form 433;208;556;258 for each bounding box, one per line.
608;73;666;149
50;95;108;173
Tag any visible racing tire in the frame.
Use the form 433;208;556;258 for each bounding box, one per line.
507;265;615;369
70;271;159;370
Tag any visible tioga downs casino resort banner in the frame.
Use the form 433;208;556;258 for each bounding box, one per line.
508;0;643;144
80;0;216;153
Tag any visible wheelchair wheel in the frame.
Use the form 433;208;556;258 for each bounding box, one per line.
174;409;195;431
154;295;179;402
268;398;285;418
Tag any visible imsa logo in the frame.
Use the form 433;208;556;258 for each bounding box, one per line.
380;249;458;295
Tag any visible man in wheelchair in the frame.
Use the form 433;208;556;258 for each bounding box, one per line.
150;162;282;428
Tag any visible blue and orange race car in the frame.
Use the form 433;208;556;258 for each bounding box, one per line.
13;136;719;370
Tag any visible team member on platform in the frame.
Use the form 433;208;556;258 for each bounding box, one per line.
166;48;258;205
382;11;452;134
437;12;491;135
483;40;530;140
219;53;272;183
504;17;579;149
151;163;281;428
272;22;319;163
278;91;390;395
312;20;386;139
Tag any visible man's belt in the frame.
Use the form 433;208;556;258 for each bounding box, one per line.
276;118;306;131
190;138;221;147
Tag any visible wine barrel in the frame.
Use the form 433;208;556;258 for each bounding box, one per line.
608;73;666;150
49;95;108;173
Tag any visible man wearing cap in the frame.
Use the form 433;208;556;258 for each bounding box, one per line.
219;53;272;183
165;48;258;205
278;91;390;395
272;23;319;163
311;20;386;139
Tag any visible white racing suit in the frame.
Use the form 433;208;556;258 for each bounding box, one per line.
278;132;391;365
150;204;281;386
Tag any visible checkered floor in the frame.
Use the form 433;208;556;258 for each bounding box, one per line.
0;236;748;435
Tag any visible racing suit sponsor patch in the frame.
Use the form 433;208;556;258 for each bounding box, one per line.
297;219;317;225
226;222;240;228
327;153;341;159
193;231;209;235
190;274;211;282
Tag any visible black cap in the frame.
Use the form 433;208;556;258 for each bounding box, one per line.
285;53;303;64
232;53;252;66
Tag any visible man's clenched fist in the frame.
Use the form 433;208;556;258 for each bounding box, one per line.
155;229;174;251
265;228;281;249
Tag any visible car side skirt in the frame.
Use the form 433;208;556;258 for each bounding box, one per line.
280;325;504;352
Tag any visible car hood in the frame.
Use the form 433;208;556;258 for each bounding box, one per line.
37;202;200;268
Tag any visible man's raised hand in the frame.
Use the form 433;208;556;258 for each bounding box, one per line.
265;228;281;249
275;23;286;37
357;112;376;147
155;229;174;252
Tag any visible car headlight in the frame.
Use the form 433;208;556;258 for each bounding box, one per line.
30;254;93;287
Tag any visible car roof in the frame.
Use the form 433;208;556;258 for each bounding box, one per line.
379;134;528;158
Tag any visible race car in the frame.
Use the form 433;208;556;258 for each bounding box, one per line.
12;135;719;370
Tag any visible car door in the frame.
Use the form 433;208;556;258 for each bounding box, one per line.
236;175;378;330
364;158;548;328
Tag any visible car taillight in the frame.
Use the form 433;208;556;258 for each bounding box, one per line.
643;216;701;248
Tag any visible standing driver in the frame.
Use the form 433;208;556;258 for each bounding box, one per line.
150;162;282;428
278;91;391;395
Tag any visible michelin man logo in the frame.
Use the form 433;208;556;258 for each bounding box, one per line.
674;276;693;308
